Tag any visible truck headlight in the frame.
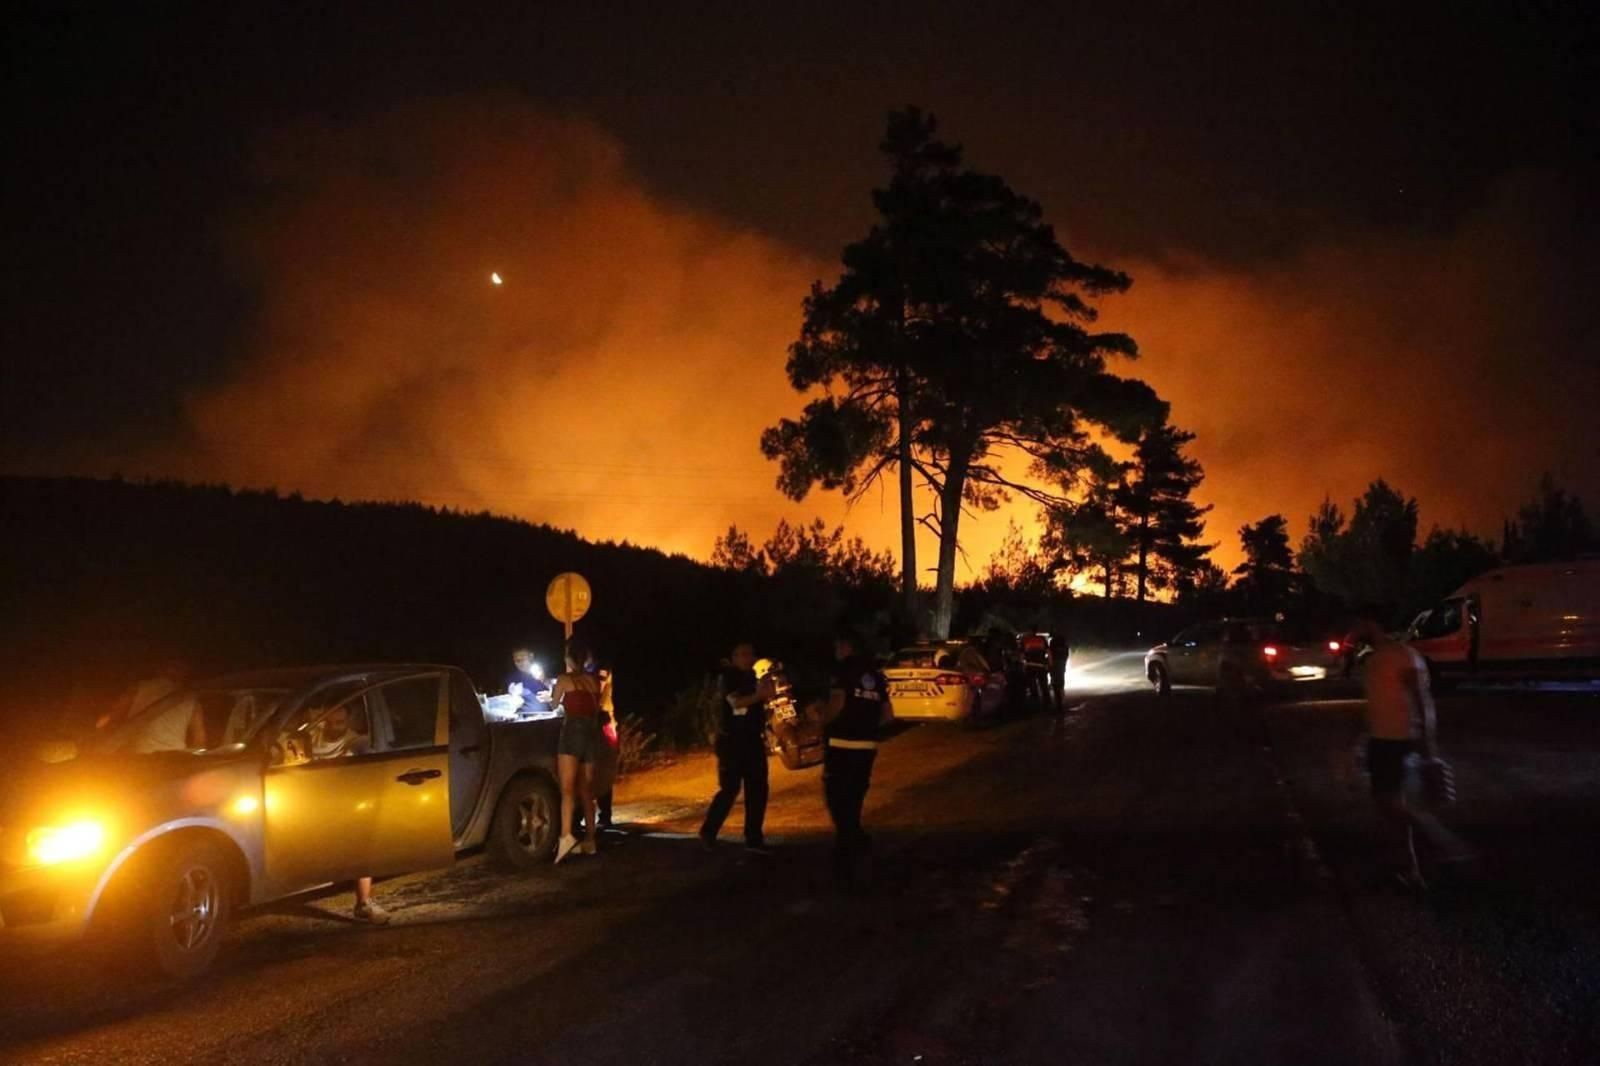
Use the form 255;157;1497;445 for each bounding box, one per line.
26;820;106;866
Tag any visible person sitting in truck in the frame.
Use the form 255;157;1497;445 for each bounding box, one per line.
304;702;390;925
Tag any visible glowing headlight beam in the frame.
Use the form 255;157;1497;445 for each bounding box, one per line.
26;820;106;865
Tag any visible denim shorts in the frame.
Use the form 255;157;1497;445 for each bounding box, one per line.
1367;737;1413;796
558;714;602;763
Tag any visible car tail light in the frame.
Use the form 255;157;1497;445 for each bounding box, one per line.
1327;640;1342;652
933;673;967;687
968;672;988;687
1262;645;1279;659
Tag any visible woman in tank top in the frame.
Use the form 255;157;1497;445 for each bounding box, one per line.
550;641;604;863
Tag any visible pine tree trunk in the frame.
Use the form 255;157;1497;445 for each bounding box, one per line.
930;452;970;639
896;376;919;628
1136;513;1150;604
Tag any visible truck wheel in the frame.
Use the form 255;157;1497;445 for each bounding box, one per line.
489;775;561;870
1149;662;1171;697
130;837;233;981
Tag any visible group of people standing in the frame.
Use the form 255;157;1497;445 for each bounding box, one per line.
698;630;891;880
505;642;616;864
513;630;890;880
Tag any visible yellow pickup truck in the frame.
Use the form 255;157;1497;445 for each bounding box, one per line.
0;663;608;978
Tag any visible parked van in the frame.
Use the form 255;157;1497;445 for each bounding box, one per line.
1407;561;1600;681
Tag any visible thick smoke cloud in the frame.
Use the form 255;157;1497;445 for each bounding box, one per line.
165;97;1594;575
168;97;836;558
1109;170;1596;565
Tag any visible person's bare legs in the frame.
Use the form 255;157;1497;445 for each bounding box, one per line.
577;761;598;854
556;753;580;862
1410;808;1475;865
1376;791;1423;887
352;876;391;924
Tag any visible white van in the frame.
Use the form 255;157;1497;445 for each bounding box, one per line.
1407;561;1600;681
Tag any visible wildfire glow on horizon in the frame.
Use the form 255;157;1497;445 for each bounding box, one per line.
116;99;1590;581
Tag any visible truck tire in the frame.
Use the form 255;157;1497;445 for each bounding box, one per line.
1149;662;1171;697
489;774;561;870
119;837;234;981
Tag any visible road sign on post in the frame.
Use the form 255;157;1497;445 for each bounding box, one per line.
545;572;592;640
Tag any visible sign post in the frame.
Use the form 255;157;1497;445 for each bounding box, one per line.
545;571;593;640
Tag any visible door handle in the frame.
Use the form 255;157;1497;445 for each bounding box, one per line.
396;768;442;785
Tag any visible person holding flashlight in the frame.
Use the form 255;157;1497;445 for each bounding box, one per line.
698;640;776;854
506;646;550;712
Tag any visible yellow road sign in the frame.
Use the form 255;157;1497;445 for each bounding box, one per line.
545;572;593;636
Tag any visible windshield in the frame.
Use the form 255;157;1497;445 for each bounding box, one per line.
892;647;960;669
94;686;291;755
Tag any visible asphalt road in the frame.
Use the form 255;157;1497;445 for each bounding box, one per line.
2;674;1595;1065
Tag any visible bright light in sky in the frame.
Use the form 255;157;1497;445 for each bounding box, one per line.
490;272;503;285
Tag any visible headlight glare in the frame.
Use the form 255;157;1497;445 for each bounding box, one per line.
26;820;106;865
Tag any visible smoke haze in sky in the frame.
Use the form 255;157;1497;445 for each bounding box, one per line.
149;97;1595;576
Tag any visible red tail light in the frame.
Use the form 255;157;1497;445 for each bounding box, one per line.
1327;640;1342;652
1262;645;1279;659
933;673;966;687
968;672;988;687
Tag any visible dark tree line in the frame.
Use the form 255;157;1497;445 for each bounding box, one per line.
0;478;888;743
1208;475;1593;626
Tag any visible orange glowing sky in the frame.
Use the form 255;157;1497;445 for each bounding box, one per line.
139;98;1594;581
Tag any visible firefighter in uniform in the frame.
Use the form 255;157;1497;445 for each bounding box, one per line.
823;630;892;880
698;640;775;853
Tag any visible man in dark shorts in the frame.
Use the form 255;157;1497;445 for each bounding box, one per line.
1354;620;1470;892
823;630;892;882
699;640;775;854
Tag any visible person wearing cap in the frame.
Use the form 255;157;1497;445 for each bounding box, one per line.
822;630;892;881
698;640;776;854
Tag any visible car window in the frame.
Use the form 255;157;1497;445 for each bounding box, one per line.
891;649;933;667
95;686;289;754
957;648;990;674
271;684;373;767
371;676;442;752
1415;598;1465;640
1228;621;1279;644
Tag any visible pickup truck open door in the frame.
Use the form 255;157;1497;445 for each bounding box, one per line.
263;672;456;897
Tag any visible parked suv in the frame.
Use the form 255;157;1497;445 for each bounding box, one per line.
1145;618;1345;695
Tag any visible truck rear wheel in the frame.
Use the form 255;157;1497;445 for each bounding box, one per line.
489;774;561;870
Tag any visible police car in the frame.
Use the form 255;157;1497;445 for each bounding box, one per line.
881;642;1007;722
